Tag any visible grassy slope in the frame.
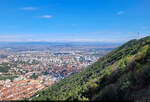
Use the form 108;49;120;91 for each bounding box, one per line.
32;36;150;101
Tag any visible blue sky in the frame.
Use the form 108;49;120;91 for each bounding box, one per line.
0;0;150;42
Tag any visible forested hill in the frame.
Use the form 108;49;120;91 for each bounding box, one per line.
32;36;150;101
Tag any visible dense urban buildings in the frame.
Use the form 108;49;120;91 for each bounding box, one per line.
0;43;116;100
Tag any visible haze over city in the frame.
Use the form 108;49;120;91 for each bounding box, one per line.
0;0;150;101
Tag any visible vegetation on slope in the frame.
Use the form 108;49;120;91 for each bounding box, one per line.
32;36;150;101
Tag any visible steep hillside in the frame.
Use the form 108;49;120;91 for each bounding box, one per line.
31;36;150;101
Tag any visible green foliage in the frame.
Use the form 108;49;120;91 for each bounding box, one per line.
121;80;131;90
95;85;118;101
31;36;150;101
0;75;17;81
104;66;112;76
0;63;10;73
29;73;39;79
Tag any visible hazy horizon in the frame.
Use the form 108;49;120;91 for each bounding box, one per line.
0;0;150;43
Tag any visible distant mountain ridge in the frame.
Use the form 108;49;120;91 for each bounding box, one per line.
0;42;120;51
0;41;121;46
31;36;150;101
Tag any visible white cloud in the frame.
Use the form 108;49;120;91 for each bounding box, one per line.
21;7;37;10
40;15;53;18
117;11;124;15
